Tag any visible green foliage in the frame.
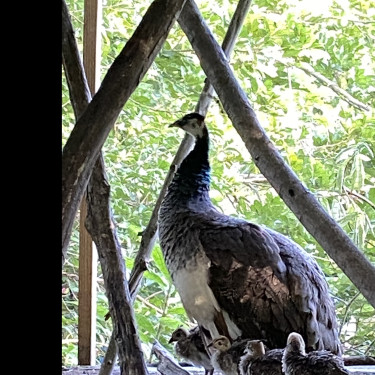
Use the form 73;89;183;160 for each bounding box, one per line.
62;0;375;365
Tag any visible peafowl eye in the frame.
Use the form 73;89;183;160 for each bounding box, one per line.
158;113;342;362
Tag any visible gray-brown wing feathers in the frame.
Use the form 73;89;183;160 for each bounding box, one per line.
197;219;340;353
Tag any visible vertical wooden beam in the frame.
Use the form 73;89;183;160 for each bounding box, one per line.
78;200;97;365
78;0;102;365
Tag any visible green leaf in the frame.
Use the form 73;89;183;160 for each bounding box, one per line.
144;270;167;288
152;246;172;283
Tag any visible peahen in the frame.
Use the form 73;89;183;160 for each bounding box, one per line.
282;332;349;375
158;113;341;355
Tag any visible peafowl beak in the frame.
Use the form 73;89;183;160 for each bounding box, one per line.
169;120;182;128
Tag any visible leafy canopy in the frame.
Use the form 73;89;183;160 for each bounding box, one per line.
62;0;375;365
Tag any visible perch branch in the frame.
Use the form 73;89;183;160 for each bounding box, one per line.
152;340;192;375
62;0;187;264
297;63;369;111
178;0;375;309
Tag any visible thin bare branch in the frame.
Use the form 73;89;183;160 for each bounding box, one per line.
297;63;369;111
344;186;375;210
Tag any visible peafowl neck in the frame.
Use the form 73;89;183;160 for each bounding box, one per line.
169;128;211;201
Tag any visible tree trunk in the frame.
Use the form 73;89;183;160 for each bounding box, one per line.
85;157;149;375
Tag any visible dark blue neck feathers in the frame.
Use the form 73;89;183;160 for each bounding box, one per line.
170;128;211;196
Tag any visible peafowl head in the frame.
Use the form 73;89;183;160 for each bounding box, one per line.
286;332;306;355
207;336;232;352
169;112;207;138
169;327;189;343
243;340;265;357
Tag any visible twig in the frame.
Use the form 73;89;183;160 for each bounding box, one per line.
136;295;164;315
144;290;165;302
339;291;361;336
344;186;375;211
152;284;174;362
364;339;374;356
297;63;369;111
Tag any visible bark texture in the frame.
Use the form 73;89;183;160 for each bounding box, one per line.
177;0;375;309
85;157;148;375
62;2;149;373
62;0;187;264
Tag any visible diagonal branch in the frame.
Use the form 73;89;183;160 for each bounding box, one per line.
344;186;375;210
297;63;369;111
178;0;375;309
86;157;149;375
62;0;187;265
62;1;149;373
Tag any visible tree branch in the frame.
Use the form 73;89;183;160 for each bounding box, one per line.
62;1;149;373
62;0;187;264
344;186;375;210
85;157;149;375
297;63;369;111
151;340;192;375
178;0;375;309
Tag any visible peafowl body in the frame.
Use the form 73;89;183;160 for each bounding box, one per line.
159;113;341;355
282;332;349;375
